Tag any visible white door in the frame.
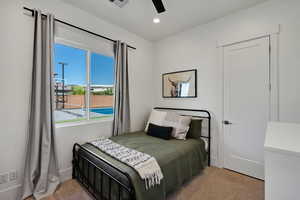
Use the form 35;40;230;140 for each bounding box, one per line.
223;37;270;180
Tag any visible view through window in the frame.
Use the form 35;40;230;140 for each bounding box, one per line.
54;43;114;124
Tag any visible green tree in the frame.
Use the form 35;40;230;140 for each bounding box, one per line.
71;86;85;95
92;88;114;96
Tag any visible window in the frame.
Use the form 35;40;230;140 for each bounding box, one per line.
54;43;114;124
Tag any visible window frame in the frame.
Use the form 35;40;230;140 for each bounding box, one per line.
54;37;115;127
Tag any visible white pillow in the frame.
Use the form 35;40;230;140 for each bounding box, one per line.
145;109;168;132
163;112;192;140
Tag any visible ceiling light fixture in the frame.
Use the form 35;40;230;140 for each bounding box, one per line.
153;17;160;24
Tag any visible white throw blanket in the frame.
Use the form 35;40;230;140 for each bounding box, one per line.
89;139;163;189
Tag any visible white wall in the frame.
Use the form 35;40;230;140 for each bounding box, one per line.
2;0;300;198
153;0;300;166
0;0;154;198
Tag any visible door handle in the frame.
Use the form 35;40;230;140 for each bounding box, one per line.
223;120;232;125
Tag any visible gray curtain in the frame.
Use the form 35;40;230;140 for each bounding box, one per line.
21;10;60;200
112;41;131;136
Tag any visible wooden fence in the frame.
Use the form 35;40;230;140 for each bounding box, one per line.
58;95;113;109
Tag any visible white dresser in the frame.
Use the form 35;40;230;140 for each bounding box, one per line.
264;122;300;200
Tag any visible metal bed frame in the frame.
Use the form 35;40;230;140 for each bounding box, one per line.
72;107;211;200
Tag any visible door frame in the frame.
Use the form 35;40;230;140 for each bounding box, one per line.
217;26;280;168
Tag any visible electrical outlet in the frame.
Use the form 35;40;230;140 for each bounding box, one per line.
0;173;9;184
9;171;17;182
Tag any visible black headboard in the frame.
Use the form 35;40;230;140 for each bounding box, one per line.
154;107;211;166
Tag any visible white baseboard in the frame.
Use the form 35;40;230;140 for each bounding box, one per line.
0;167;73;200
210;156;219;167
59;167;73;182
0;184;21;200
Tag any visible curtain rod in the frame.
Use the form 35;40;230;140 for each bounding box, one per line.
23;7;137;50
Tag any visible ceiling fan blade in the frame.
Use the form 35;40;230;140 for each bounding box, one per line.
152;0;166;13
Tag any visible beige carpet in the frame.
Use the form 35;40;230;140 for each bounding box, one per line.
168;167;264;200
27;167;264;200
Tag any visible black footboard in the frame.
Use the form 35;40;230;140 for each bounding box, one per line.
72;143;135;200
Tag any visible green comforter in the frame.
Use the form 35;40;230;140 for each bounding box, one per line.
82;131;207;200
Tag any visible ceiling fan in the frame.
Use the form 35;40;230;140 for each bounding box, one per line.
109;0;166;13
152;0;166;13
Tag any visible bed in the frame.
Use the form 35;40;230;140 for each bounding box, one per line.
72;107;211;200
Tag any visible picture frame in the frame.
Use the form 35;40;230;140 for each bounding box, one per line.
162;69;197;98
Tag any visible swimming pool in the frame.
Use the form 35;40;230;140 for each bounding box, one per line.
90;107;114;115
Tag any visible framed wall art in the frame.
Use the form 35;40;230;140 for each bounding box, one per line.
162;69;197;98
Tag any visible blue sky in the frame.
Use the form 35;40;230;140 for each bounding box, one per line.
54;43;114;85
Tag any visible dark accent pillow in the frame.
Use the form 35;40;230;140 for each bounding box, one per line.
187;119;203;139
147;123;173;140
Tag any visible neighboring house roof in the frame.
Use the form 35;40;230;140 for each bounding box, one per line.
90;85;114;88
